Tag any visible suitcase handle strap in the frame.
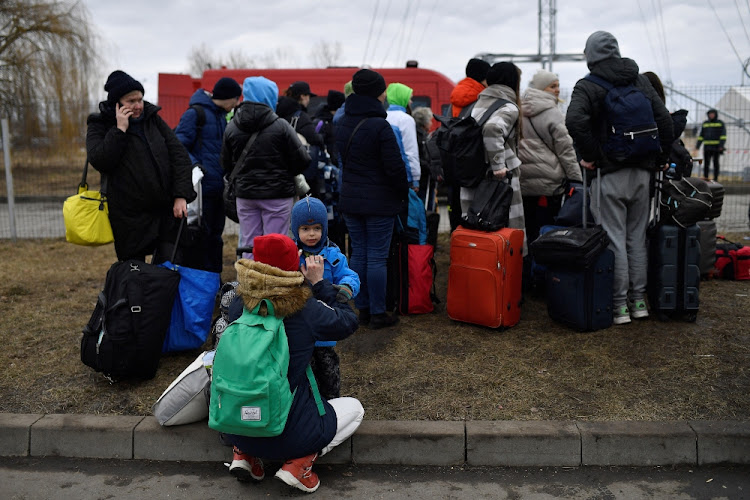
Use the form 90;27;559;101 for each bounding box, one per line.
581;168;601;229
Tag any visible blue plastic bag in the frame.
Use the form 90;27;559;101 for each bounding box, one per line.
159;261;221;352
406;189;427;245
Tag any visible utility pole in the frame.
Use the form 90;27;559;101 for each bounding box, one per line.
476;0;583;68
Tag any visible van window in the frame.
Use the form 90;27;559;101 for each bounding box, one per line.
411;95;431;109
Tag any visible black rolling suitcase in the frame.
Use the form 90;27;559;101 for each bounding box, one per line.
648;171;701;321
532;169;614;331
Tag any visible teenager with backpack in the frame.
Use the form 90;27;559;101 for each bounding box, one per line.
174;77;242;272
220;77;310;259
566;31;673;325
461;62;527;255
220;233;363;493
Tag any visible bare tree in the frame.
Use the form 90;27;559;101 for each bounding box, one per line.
187;43;218;77
310;40;342;68
225;49;255;69
260;47;299;68
0;0;98;149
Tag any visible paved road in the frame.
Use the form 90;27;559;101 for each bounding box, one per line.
1;193;748;239
1;457;748;499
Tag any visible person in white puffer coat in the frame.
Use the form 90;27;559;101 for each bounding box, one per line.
518;69;582;245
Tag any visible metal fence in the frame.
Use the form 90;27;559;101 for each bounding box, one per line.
2;87;750;239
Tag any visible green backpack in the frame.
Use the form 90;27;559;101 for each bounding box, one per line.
208;299;324;437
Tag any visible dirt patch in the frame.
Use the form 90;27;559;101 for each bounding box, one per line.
0;232;749;421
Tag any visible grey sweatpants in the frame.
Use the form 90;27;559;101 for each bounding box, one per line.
590;168;651;307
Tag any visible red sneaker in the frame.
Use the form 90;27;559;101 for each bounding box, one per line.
274;452;320;492
229;446;264;482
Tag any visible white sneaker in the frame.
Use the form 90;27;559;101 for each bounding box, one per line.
627;298;649;319
613;305;631;325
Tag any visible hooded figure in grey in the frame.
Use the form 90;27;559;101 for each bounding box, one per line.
584;31;621;68
565;31;673;326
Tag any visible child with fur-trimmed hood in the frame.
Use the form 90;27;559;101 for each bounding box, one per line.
291;196;360;400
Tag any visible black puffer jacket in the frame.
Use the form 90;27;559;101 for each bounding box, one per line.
566;57;673;175
221;101;310;199
334;93;409;216
86;101;195;259
276;96;324;147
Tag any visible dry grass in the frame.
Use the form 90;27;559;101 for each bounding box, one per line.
0;232;749;421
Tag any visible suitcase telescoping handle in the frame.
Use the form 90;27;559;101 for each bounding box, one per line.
581;168;602;229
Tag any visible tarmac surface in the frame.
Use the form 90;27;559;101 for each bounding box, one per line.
2;456;749;499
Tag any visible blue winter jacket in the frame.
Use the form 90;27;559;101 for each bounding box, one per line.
174;90;228;196
298;243;360;348
334;94;409;216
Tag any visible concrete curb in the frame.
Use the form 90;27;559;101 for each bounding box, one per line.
1;413;748;466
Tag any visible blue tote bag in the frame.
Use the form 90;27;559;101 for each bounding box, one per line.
158;218;220;352
159;261;220;352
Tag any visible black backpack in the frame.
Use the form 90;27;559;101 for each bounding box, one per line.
178;104;207;153
433;99;509;188
584;74;660;162
81;260;181;380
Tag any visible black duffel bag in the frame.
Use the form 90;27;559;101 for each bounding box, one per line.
530;225;610;269
81;259;181;380
530;168;609;269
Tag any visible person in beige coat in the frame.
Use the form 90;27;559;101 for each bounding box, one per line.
518;69;582;245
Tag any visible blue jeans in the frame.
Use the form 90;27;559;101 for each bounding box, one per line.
343;213;395;315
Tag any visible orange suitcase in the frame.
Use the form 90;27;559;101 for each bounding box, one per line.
447;226;524;328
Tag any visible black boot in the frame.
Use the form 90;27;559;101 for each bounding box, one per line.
358;308;370;326
370;312;399;329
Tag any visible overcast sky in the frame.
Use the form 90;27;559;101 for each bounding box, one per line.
85;0;750;101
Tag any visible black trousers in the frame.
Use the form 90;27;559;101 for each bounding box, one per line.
703;148;721;181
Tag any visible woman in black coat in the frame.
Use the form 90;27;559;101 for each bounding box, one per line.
86;70;195;261
334;69;409;329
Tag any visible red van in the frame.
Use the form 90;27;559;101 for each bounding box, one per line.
157;64;456;129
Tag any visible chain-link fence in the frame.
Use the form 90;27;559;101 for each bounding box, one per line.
2;86;750;239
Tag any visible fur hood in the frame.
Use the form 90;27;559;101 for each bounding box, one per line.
234;260;311;317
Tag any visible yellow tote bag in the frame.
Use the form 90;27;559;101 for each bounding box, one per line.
63;160;114;246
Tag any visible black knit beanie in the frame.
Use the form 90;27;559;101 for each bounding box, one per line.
352;69;386;98
465;58;491;83
211;77;242;100
327;90;346;111
105;70;144;105
486;62;520;90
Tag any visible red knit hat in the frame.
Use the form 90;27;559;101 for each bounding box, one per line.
253;234;300;272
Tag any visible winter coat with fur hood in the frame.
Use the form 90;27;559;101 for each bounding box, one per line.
226;260;359;460
221;101;310;199
518;87;582;197
86;100;196;259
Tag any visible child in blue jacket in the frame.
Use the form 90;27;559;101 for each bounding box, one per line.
291;196;360;399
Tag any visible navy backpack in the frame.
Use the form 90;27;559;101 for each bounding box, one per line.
584;74;660;162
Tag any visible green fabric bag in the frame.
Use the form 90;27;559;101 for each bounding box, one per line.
208;299;323;437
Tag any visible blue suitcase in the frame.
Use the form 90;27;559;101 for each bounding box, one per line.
542;169;614;331
546;249;614;331
648;170;701;322
647;224;700;322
